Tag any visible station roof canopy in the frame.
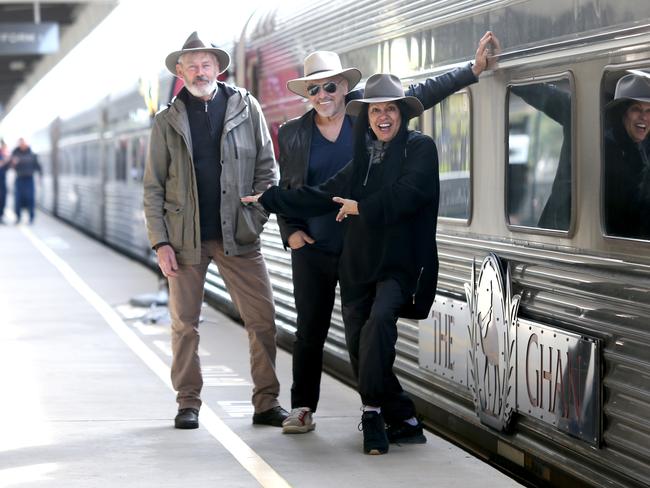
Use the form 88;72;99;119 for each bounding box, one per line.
0;0;117;122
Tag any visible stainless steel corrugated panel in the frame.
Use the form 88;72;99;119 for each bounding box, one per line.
248;0;509;74
104;183;150;260
435;234;650;486
55;177;103;238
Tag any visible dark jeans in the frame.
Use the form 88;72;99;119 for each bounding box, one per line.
0;172;6;220
341;278;415;424
14;176;35;223
290;245;339;411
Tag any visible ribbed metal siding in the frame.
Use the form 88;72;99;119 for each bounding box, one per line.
435;235;650;487
104;182;151;261
56;177;103;238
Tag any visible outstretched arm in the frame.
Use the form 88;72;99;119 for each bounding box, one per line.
405;31;494;110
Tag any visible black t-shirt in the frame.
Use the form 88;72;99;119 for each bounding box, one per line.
305;116;353;254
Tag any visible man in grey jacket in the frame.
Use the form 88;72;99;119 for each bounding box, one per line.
143;32;288;429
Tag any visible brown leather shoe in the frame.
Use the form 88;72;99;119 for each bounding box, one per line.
175;408;199;429
252;406;289;427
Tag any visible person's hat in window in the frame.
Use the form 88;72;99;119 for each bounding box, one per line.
606;73;650;111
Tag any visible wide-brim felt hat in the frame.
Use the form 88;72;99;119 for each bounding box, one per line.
165;31;230;76
346;73;424;119
605;73;650;111
287;51;361;98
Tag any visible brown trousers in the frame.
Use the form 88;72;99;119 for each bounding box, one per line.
167;239;280;413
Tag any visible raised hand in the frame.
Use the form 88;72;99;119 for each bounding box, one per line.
472;31;495;77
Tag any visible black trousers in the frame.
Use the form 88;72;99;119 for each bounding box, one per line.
341;278;416;424
15;177;35;223
290;245;339;411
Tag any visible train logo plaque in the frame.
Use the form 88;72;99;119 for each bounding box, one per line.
464;254;521;432
420;253;601;445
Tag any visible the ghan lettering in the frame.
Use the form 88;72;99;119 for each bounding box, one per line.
431;310;454;370
525;333;582;421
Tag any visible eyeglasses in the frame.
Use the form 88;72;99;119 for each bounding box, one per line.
306;81;340;97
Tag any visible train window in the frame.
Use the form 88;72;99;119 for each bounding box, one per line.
601;69;650;241
130;136;147;182
88;142;100;177
431;91;471;220
115;139;128;181
507;78;572;231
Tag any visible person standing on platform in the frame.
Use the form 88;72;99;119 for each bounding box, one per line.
143;32;288;430
276;32;494;436
10;138;41;225
243;73;443;455
0;139;8;224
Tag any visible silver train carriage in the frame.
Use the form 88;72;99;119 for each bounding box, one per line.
31;1;650;486
34;77;175;265
233;1;650;487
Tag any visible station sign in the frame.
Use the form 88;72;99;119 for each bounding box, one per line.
419;254;601;445
0;22;59;55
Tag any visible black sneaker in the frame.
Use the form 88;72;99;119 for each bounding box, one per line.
360;411;389;455
252;406;289;427
175;407;199;429
387;419;427;444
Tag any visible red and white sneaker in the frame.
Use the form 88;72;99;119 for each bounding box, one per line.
282;407;315;434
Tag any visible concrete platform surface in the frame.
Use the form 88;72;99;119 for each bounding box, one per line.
0;213;524;487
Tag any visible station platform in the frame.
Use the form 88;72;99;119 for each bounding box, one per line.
0;212;525;487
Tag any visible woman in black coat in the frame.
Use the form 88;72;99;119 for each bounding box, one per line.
603;73;650;240
243;73;439;455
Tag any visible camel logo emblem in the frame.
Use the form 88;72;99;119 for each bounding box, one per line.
464;254;521;431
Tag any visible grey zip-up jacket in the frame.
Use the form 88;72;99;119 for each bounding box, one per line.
143;83;277;264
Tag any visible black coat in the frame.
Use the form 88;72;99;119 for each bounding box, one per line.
261;131;439;318
276;64;477;247
604;124;650;239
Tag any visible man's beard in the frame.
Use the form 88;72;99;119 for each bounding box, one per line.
185;76;217;98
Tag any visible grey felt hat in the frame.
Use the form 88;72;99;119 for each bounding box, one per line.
287;51;361;98
165;31;230;76
605;73;650;111
346;73;424;119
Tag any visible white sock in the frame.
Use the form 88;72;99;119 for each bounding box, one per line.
404;416;418;426
363;406;381;414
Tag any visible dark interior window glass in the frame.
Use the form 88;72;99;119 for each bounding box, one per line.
507;79;572;230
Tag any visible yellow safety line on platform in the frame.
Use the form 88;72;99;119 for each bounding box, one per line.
21;226;291;488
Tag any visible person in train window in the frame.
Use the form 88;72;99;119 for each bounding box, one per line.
143;32;288;430
10;138;41;225
603;73;650;240
274;32;494;436
0;139;8;224
243;74;442;455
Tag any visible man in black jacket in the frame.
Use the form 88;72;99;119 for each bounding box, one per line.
277;32;495;437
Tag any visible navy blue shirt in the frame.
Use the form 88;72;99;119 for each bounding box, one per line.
306;115;353;254
180;87;228;241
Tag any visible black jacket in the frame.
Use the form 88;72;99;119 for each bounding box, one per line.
261;131;439;318
276;63;477;247
11;147;41;178
604;124;650;239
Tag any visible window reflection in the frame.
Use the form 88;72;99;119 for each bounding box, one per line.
432;92;471;219
507;80;572;230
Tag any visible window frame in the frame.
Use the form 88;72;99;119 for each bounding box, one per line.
421;86;474;225
600;62;650;244
504;71;576;237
